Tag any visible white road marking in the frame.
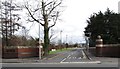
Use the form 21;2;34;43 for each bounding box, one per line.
81;50;86;59
88;56;92;60
78;57;82;59
61;49;89;63
60;55;71;63
68;57;71;59
60;61;101;64
73;57;76;59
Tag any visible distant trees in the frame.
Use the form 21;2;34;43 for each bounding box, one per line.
24;0;63;56
7;35;37;46
0;0;24;46
84;8;120;46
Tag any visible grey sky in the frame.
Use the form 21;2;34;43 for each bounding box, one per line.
14;0;120;44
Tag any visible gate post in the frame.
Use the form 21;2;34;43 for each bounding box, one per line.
96;35;103;57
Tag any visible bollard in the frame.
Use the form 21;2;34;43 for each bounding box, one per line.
96;35;103;57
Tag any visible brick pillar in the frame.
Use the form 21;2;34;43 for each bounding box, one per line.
96;35;103;57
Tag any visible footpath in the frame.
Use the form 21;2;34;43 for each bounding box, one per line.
83;47;119;64
2;53;59;63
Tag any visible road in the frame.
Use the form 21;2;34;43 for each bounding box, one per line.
60;48;90;63
38;48;91;63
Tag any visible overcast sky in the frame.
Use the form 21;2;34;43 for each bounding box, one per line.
15;0;120;44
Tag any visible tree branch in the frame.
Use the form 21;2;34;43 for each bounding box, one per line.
48;1;62;15
25;5;44;26
48;12;59;29
44;1;53;7
32;8;41;12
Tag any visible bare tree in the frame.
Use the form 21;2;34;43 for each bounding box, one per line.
0;0;23;46
24;0;63;56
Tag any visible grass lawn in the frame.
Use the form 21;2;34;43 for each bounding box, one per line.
49;48;73;54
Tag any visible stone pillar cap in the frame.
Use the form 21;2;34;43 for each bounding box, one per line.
97;35;101;39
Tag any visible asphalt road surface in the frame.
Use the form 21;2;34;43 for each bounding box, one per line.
38;48;91;63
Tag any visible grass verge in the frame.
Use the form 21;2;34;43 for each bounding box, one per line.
49;48;73;54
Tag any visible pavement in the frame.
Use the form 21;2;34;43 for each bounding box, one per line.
83;47;119;64
1;53;59;63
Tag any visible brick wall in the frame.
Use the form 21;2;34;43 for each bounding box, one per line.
96;44;120;57
2;46;40;58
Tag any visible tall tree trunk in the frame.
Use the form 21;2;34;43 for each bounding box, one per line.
43;18;49;56
25;0;62;57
